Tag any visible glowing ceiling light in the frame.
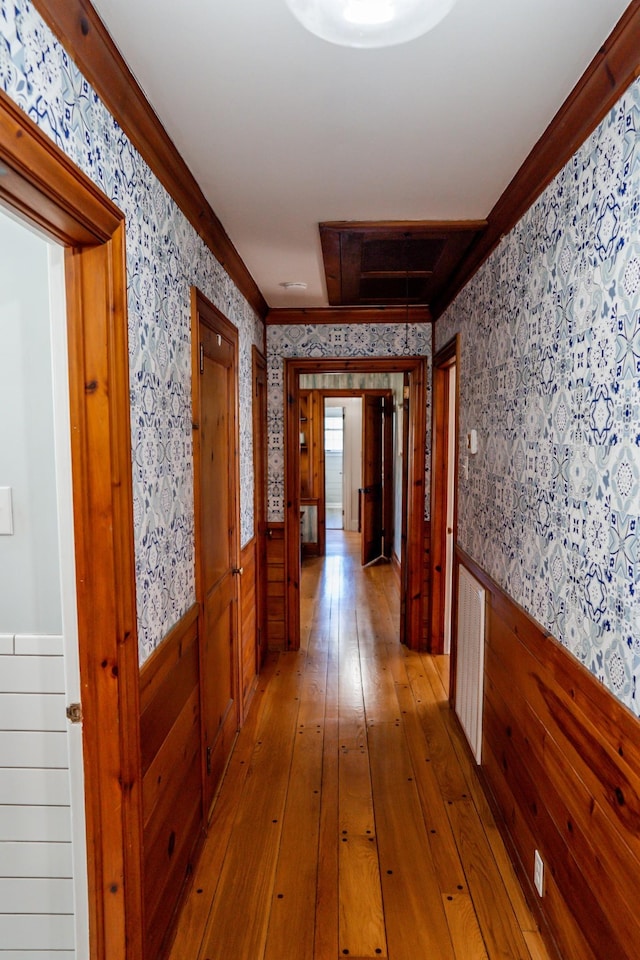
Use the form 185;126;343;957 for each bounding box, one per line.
284;0;457;48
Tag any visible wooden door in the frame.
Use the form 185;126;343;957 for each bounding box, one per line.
192;291;240;816
361;395;384;565
252;347;268;670
382;393;394;560
361;393;393;565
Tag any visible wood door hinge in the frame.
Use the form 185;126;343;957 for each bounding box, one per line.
206;745;212;776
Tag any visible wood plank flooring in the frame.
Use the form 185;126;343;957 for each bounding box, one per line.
168;531;555;960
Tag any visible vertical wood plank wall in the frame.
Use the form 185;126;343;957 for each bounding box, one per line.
456;549;640;960
422;520;431;648
239;538;259;715
137;537;263;958
0;633;75;957
266;524;286;650
138;605;203;960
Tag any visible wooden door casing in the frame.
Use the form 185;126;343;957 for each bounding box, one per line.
192;290;241;817
361;394;384;566
0;89;145;959
252;347;268;670
285;358;427;653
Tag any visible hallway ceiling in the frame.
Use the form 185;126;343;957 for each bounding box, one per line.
89;0;631;310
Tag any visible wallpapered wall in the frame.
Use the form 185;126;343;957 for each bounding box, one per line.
437;79;640;716
0;1;264;662
266;323;432;523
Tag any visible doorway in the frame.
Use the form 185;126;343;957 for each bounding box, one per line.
324;404;344;530
285;358;428;653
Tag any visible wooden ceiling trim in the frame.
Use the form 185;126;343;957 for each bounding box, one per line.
266;306;431;325
432;0;640;318
32;0;268;320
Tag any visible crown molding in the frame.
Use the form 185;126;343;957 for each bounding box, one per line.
32;0;268;320
266;305;432;325
432;0;640;319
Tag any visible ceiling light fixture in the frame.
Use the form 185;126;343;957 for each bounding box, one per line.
284;0;457;48
280;281;308;290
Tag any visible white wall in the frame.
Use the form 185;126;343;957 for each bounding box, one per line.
0;211;82;957
341;398;362;533
0;216;61;635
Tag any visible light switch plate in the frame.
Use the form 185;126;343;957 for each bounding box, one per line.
0;487;14;535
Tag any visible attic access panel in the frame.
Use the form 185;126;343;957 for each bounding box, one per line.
320;221;487;308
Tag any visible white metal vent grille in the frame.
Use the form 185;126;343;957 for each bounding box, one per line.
455;565;486;763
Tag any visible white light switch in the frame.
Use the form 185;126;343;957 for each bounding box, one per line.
0;487;14;535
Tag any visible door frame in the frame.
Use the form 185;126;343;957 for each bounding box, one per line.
430;335;460;657
0;91;144;958
309;387;392;552
252;347;268;670
284;357;427;652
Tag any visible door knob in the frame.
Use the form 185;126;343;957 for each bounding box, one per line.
232;566;244;576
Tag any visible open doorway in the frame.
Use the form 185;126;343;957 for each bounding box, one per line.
285;358;428;653
324;404;346;530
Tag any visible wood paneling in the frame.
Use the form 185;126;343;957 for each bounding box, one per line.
422;520;431;646
266;524;286;649
456;548;640;960
32;0;267;320
239;539;259;716
433;3;640;318
139;604;203;960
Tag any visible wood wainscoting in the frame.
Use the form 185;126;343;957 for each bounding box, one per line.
139;604;204;960
422;519;431;648
239;538;259;717
266;523;286;650
456;549;640;960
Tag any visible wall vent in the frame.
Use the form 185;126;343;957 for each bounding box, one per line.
455;565;486;763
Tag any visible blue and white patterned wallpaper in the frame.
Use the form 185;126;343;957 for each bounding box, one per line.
266;323;432;522
0;1;264;662
437;80;640;716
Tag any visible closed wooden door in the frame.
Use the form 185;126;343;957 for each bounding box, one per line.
192;291;240;816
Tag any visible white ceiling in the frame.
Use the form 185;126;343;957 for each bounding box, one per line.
90;0;631;309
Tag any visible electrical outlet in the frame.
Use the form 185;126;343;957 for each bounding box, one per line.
534;849;544;897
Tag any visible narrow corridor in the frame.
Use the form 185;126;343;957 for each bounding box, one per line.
168;531;554;960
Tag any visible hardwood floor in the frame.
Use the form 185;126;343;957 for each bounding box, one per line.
168;531;555;960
